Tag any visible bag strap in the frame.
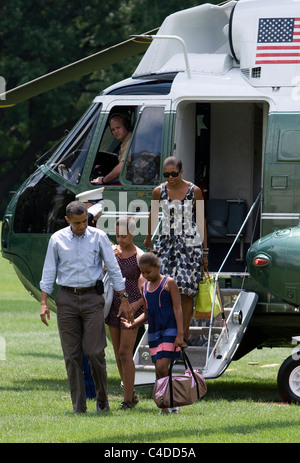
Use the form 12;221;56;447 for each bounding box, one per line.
168;348;200;406
168;349;177;408
202;262;210;275
202;266;210;280
181;349;200;400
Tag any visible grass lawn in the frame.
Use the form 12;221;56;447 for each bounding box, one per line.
0;254;300;444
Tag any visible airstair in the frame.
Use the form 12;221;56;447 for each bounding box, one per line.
133;193;261;386
133;287;258;385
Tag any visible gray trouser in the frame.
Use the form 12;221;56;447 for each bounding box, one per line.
56;288;107;412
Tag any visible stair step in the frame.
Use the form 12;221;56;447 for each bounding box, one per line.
135;364;188;374
136;343;214;369
192;308;232;324
184;346;213;368
188;326;222;332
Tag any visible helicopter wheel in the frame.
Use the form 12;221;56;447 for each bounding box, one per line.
277;354;300;404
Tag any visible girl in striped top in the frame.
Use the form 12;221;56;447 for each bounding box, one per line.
122;252;186;413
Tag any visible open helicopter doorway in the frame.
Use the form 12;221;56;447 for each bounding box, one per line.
174;100;267;272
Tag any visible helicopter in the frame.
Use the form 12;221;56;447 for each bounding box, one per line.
1;0;300;403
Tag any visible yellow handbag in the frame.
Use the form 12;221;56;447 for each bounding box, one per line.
194;268;222;319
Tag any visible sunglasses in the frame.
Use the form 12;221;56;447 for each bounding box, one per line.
163;171;180;178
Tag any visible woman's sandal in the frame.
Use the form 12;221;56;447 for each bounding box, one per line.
120;401;133;410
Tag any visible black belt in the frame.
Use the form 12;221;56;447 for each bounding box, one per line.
62;286;96;294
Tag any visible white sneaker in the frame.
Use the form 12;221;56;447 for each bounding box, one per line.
169;407;180;414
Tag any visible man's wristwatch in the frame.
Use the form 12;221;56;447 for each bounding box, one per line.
119;291;129;299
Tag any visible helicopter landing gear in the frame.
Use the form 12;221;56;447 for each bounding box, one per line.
277;354;300;404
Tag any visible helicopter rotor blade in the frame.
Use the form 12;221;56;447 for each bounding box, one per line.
0;30;156;108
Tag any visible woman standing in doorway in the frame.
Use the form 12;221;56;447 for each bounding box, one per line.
144;156;208;341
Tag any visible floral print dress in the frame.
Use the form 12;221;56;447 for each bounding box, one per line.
155;182;203;297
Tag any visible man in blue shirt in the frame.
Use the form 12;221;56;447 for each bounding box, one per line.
40;201;130;413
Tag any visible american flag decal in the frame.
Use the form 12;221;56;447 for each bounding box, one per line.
256;17;300;64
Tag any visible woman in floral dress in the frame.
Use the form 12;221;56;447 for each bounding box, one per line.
144;156;208;340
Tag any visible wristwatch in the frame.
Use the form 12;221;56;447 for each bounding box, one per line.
119;291;129;299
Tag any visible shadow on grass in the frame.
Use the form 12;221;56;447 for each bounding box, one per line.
132;376;283;404
204;377;281;403
0;374;152;399
9;376;278;402
0;378;69;393
81;416;300;443
1;370;282;403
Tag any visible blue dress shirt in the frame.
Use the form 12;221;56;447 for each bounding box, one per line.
40;225;125;295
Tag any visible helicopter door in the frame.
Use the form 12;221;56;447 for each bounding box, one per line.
174;100;265;271
262;114;300;236
95;102;171;243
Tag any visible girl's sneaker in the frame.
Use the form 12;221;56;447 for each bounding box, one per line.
169;407;180;414
159;408;170;414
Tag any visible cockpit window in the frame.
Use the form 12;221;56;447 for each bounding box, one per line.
14;171;75;233
90;107;135;183
124;106;164;185
49;103;101;184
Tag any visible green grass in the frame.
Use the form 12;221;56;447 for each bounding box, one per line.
0;254;300;444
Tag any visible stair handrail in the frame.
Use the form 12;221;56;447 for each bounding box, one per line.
217;191;262;275
151;212;163;242
204;191;262;369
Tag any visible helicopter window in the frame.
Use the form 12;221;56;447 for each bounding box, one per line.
90;107;136;183
124;106;163;185
49;103;101;184
106;81;173;96
14;171;75;234
278;129;300;161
